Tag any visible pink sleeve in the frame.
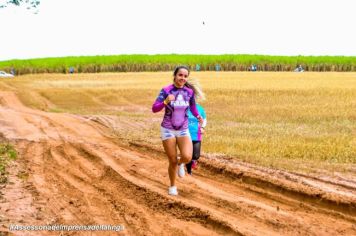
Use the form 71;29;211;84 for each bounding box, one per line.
189;93;200;118
152;101;165;113
152;88;167;113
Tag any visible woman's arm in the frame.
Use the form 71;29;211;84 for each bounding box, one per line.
189;94;203;124
189;92;199;117
152;89;166;113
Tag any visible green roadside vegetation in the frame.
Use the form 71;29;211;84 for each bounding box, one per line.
0;143;17;183
1;54;356;75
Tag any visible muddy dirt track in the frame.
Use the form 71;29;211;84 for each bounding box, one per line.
0;91;355;236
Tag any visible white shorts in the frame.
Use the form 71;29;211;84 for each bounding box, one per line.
160;126;190;141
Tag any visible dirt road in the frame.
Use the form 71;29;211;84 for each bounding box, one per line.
0;91;355;235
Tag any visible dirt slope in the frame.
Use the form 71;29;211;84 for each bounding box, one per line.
0;91;355;236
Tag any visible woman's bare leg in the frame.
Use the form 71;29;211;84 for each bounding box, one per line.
177;136;193;164
162;138;178;186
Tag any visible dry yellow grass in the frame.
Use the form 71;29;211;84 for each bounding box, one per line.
2;72;355;173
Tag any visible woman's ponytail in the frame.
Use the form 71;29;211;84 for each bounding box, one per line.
186;77;205;101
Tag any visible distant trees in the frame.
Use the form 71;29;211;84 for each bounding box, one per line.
0;0;40;9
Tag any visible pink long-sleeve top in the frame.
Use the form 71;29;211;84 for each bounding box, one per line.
152;84;200;130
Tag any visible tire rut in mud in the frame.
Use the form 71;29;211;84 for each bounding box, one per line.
19;140;243;236
128;141;356;220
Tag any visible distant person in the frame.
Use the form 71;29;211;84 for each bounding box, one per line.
10;68;16;75
69;67;75;74
196;64;201;71
215;64;221;71
251;64;257;71
152;66;204;196
186;103;207;175
294;65;304;72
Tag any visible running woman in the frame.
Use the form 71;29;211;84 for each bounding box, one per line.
186;103;207;175
152;66;204;196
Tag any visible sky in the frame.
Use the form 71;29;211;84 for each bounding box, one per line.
0;0;355;61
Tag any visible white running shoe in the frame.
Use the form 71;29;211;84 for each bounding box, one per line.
168;186;178;196
178;163;185;178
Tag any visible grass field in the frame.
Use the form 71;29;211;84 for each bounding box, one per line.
1;72;355;173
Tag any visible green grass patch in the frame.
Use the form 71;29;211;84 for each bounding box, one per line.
0;143;17;183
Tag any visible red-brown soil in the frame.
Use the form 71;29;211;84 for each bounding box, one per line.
0;91;355;235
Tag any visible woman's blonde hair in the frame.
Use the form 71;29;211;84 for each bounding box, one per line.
173;65;205;101
186;77;206;101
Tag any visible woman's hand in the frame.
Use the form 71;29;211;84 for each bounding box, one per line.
164;94;175;105
197;115;203;125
